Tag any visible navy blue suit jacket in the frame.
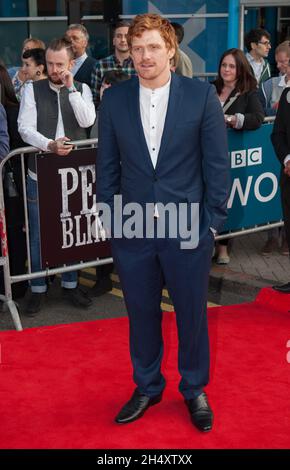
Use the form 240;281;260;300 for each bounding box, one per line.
0;104;9;160
97;73;230;238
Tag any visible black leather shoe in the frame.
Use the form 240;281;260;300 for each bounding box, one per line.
272;282;290;293
24;292;46;316
62;286;92;308
185;392;213;432
90;276;112;297
115;388;163;424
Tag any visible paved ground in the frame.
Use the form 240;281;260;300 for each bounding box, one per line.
210;230;290;304
0;230;289;331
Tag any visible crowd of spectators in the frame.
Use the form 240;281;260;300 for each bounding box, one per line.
0;21;289;315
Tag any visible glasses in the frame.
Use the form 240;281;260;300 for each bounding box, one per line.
258;40;271;47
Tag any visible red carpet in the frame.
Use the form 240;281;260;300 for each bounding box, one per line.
0;287;289;449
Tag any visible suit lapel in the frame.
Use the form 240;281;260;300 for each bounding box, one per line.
155;73;182;171
127;77;155;172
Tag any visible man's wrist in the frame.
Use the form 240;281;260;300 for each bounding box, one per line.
47;140;55;151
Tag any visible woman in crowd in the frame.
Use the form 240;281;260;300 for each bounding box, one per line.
12;38;45;100
0;64;27;298
213;48;265;264
18;48;47;98
21;47;47;82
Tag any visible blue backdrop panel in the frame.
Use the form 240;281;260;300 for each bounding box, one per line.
122;0;228;14
122;1;228;73
224;123;283;232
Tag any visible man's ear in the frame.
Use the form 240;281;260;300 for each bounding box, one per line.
250;41;256;51
168;48;176;60
68;59;75;71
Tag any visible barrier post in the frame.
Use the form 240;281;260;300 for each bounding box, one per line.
0;164;23;330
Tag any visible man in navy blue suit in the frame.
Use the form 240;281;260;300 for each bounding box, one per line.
97;14;230;432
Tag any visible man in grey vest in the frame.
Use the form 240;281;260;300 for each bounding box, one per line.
18;37;96;315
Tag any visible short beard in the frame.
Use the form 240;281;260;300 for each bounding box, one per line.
48;74;63;85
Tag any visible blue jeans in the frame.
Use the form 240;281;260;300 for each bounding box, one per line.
27;175;78;293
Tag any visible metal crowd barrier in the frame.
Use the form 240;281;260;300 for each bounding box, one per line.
0;118;284;331
0;138;113;331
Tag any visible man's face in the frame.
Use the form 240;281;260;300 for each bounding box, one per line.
251;35;271;59
46;48;74;85
276;51;290;75
113;26;129;54
65;28;88;58
131;29;174;87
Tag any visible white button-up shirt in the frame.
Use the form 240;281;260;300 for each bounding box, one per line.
139;77;171;168
139;77;171;217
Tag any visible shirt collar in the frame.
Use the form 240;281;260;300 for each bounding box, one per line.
278;74;287;87
112;54;131;66
246;52;265;67
49;81;65;92
139;74;171;96
74;52;88;66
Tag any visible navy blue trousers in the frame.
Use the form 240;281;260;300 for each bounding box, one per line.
111;230;214;400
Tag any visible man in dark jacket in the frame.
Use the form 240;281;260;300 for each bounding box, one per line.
66;24;97;89
271;86;290;293
97;13;230;431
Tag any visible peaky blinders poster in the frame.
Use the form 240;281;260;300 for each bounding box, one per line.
36;148;111;268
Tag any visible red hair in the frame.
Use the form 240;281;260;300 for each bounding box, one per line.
127;13;178;53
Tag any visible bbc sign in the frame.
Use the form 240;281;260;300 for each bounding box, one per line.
223;125;283;232
231;147;262;169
